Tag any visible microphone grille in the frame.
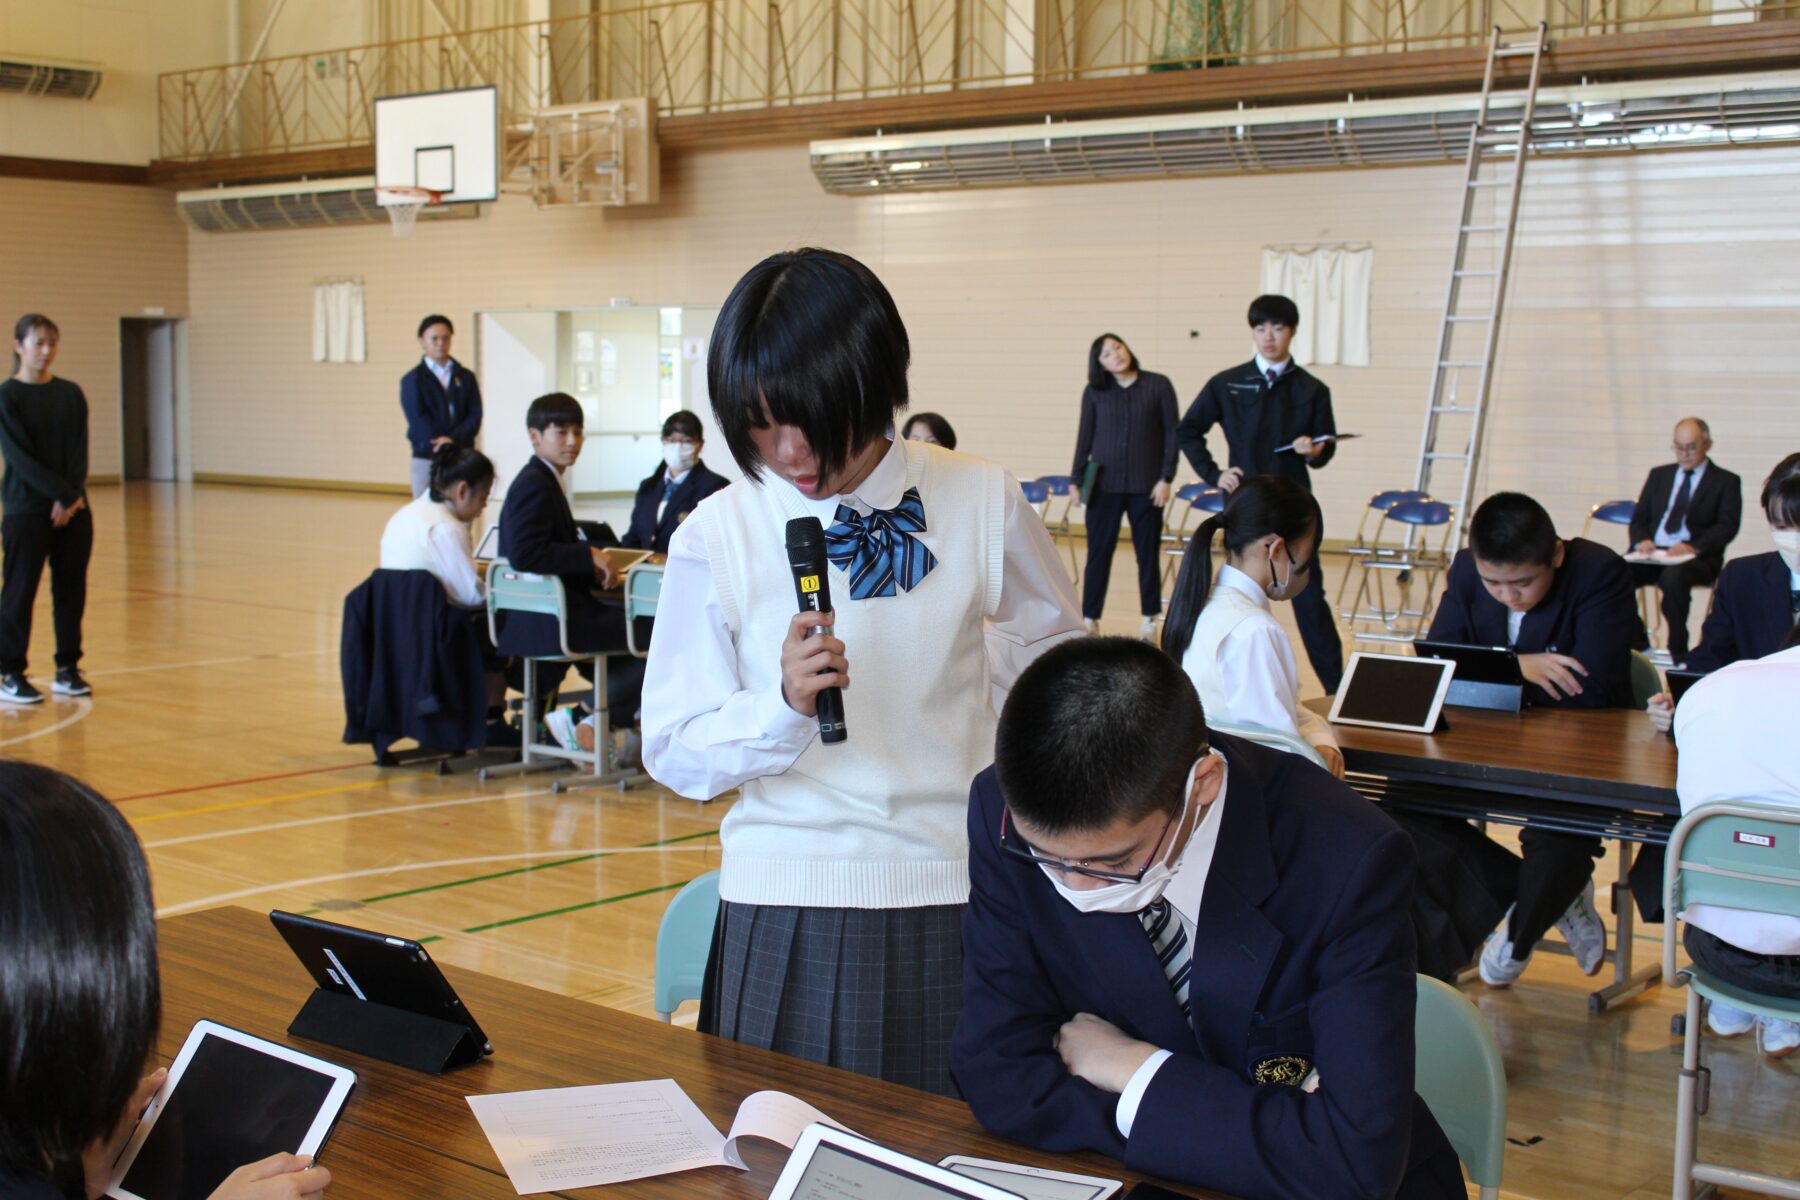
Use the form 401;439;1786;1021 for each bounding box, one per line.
786;516;826;554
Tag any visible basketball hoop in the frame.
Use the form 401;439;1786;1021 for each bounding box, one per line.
375;186;442;237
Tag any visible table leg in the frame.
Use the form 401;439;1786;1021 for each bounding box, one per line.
1588;843;1662;1013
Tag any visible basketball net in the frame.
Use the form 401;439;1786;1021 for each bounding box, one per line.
376;186;441;238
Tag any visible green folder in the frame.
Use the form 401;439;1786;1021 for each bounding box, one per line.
1078;460;1101;506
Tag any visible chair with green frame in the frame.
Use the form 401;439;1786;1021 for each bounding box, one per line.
1662;801;1800;1200
1414;975;1507;1200
654;870;721;1023
1206;718;1326;770
480;559;641;793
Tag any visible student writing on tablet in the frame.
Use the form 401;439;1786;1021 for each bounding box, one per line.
952;638;1463;1200
0;761;331;1200
1425;492;1643;988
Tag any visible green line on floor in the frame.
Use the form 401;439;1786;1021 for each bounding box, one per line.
460;878;693;934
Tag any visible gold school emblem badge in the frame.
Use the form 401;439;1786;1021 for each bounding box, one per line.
1252;1054;1312;1086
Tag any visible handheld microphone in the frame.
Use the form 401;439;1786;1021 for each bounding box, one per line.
785;517;848;744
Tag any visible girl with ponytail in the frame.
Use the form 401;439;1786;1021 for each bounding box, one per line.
1160;474;1342;775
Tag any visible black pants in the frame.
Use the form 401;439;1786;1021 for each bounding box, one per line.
1444;822;1603;952
1630;558;1719;658
1291;557;1344;694
0;508;92;675
1082;491;1163;619
1685;924;1800;1000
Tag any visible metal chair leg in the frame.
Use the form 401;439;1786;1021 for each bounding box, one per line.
1672;984;1703;1200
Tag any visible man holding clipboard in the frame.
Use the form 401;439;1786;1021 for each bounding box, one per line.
1177;295;1344;692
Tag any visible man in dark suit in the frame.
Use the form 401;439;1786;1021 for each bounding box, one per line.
400;314;484;497
1626;417;1741;660
496;393;627;721
1178;295;1342;692
953;637;1464;1200
1426;492;1645;988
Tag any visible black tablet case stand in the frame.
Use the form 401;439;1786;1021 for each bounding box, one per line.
1444;678;1525;712
289;988;482;1074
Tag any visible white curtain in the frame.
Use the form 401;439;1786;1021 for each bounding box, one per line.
311;281;366;364
1259;247;1373;367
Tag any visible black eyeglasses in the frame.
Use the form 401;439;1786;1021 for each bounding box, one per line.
999;805;1178;885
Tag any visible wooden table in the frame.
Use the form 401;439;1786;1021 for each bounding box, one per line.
1305;699;1678;1012
155;907;1223;1200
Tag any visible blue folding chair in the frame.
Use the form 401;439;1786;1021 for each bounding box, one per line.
1581;499;1636;542
1160;484;1228;591
1335;489;1430;611
655;871;721;1022
1341;499;1455;646
1663;801;1800;1200
1032;475;1081;582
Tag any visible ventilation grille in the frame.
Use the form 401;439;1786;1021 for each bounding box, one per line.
177;180;480;233
812;76;1800;193
0;58;103;100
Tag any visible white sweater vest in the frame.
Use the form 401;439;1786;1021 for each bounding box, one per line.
379;493;462;574
694;440;1006;909
1181;582;1267;717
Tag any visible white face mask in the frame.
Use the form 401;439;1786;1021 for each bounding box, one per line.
1773;528;1800;573
1042;757;1204;915
662;443;696;475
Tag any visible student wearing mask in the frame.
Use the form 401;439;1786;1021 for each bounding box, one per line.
903;412;957;450
1427;492;1643;987
952;638;1463;1200
1071;334;1178;640
0;314;93;704
641;248;1083;1096
1177;296;1343;692
399;314;483;498
1160;476;1342;776
0;760;333;1200
1626;418;1741;662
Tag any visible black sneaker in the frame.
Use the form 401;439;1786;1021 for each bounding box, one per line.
52;669;92;697
0;674;43;704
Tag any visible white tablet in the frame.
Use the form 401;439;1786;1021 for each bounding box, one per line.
771;1124;1028;1200
1327;651;1456;734
938;1155;1123;1200
107;1020;356;1200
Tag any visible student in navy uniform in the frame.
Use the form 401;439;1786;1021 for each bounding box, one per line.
1177;295;1343;692
400;314;483;498
1426;492;1644;988
549;410;729;758
1626;417;1741;661
953;637;1463;1200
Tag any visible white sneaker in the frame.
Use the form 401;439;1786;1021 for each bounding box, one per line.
1554;882;1608;976
1758;1016;1800;1058
1139;616;1159;642
1478;916;1530;988
1083;618;1099;635
1707;1001;1757;1038
545;706;580;751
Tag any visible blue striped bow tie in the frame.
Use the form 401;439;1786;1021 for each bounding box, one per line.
824;487;938;600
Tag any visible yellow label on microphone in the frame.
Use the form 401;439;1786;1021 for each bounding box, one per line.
800;575;821;594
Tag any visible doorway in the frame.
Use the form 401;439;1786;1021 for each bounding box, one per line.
119;318;184;481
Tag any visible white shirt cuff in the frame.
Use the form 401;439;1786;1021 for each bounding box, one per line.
1114;1048;1173;1138
755;684;820;749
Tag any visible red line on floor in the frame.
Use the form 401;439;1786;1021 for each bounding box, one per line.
113;761;371;803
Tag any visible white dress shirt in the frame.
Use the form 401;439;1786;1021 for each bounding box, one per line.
1507;608;1525;646
1673;644;1800;955
424;354;455;391
1253;353;1292;380
642;437;1085;800
1654;459;1708;548
427;520;485;609
1115;759;1231;1136
1181;566;1338;753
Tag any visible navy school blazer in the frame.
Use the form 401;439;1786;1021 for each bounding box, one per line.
952;735;1464;1200
622;461;730;553
1687;551;1798;671
400;360;483;459
495;456;612;657
1426;536;1643;709
1176;360;1336;491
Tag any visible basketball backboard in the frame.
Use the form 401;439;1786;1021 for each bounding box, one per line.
373;85;499;204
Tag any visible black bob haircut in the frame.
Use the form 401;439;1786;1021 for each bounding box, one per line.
418;314;454;337
997;637;1207;836
429;444;495;501
662;410;705;442
903;412;957;450
1162;476;1322;665
1247;294;1300;328
1470;491;1560;567
1086;333;1140;391
0;762;160;1194
1763;452;1800;528
708;248;910;486
527;391;585;432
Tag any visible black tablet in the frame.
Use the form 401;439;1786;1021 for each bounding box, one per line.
1666;667;1710;707
270;911;492;1055
1413;639;1523;686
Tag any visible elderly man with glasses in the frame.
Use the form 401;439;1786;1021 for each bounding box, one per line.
1628;417;1743;662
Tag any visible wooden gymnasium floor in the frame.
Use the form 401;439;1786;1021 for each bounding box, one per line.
9;482;1796;1200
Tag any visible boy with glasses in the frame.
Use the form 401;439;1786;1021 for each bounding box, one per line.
953;637;1462;1200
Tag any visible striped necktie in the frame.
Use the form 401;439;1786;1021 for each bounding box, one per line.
1139;899;1192;1020
824;487;937;600
662;475;678;503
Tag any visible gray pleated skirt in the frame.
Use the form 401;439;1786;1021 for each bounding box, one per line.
709;900;965;1097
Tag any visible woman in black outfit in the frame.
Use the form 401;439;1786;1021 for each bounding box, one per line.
1070;333;1177;638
